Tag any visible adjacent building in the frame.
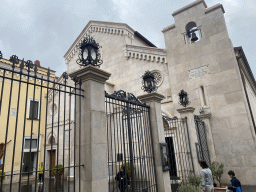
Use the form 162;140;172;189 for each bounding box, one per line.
0;57;55;183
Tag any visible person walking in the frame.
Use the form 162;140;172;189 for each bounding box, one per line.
226;170;242;192
115;166;130;192
38;162;44;185
199;160;214;192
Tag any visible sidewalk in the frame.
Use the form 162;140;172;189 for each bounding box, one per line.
242;185;256;192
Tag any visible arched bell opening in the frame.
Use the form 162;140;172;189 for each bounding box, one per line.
185;21;201;44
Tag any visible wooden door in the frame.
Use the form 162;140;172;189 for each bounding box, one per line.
49;150;56;176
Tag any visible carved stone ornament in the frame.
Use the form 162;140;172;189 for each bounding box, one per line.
151;70;164;87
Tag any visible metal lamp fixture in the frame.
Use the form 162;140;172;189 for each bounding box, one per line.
76;36;103;67
178;89;190;107
141;70;157;93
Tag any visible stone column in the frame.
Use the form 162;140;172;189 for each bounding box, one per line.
198;113;217;162
138;93;172;192
177;107;200;175
69;65;111;192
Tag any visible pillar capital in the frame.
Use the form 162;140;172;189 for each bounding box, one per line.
69;65;111;83
198;112;211;119
138;92;165;103
177;107;195;114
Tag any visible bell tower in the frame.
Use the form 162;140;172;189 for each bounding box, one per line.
162;0;256;185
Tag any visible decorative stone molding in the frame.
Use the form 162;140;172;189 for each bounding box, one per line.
138;92;165;103
162;24;175;33
151;70;164;87
172;0;207;16
69;65;111;84
205;3;225;14
64;21;135;63
177;107;195;113
47;119;75;128
198;112;211;119
125;45;167;64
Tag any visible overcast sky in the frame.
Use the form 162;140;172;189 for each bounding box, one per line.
0;0;255;77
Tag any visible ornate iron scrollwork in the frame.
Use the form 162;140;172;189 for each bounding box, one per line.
178;89;190;107
9;55;19;69
76;36;103;67
105;90;145;106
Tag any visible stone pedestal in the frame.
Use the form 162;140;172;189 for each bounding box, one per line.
177;107;200;174
138;93;172;192
69;65;111;192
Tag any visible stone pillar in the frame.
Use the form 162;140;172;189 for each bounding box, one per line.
198;113;217;162
69;65;111;192
138;93;172;192
177;107;200;175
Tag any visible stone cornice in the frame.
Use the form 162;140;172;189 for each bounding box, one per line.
198;112;211;119
162;24;175;33
205;4;225;14
177;107;195;113
172;0;207;17
64;21;135;63
68;65;111;84
138;93;165;103
235;46;256;94
47;119;74;128
125;45;167;64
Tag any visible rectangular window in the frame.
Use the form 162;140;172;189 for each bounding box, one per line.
23;136;40;152
27;99;40;119
24;139;38;150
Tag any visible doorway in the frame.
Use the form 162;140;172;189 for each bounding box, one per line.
22;152;36;175
165;137;177;178
48;150;56;176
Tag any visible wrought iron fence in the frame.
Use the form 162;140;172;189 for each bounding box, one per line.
162;115;194;191
0;55;83;192
194;115;211;166
105;90;157;192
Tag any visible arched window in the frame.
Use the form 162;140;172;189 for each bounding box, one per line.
201;86;207;106
199;85;209;107
48;136;56;144
185;21;200;44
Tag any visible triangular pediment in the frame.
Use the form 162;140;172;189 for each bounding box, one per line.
64;20;158;63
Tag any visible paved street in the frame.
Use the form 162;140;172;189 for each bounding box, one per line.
1;179;74;192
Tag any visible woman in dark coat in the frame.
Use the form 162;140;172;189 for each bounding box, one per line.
115;166;130;192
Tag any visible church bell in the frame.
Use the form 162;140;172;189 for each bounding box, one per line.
191;31;199;42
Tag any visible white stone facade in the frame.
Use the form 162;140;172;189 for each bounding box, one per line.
62;0;256;185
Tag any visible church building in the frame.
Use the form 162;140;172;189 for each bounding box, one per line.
62;0;256;185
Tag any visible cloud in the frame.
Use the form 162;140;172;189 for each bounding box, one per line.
111;0;145;21
0;0;255;77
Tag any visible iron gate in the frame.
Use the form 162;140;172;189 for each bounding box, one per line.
105;90;157;192
162;116;194;191
0;54;83;192
194;115;211;166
